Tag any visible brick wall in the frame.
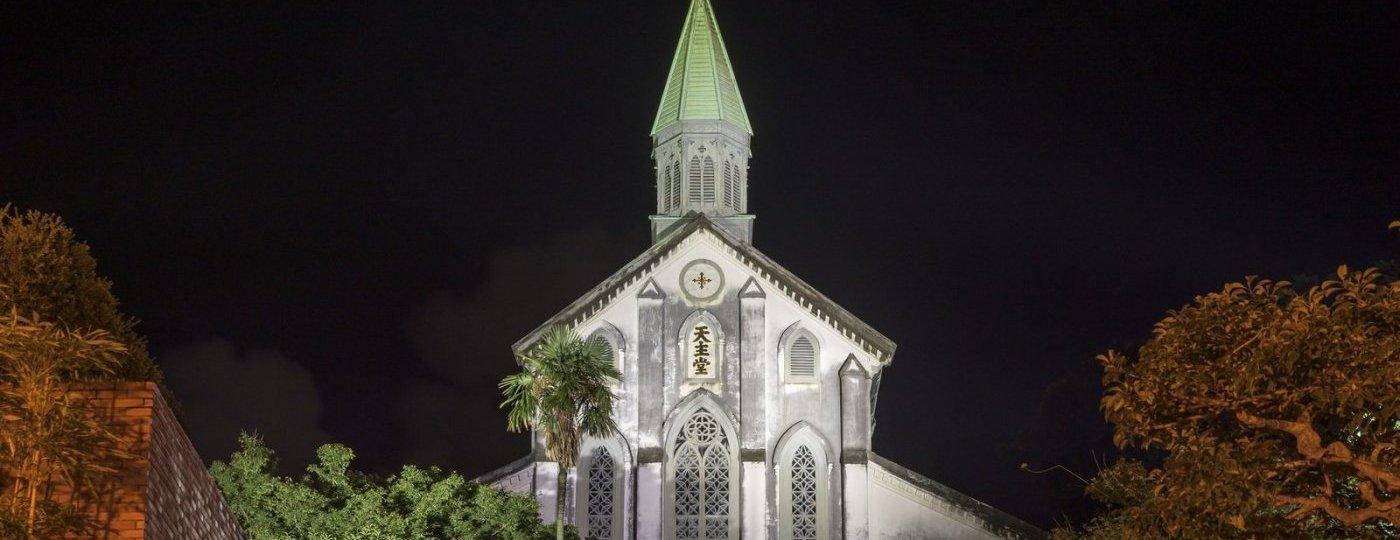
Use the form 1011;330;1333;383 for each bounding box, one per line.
48;382;245;539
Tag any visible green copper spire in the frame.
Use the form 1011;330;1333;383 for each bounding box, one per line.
651;0;752;136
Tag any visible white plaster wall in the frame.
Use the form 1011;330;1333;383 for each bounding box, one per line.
535;462;560;524
844;463;870;540
636;463;663;540
742;461;767;537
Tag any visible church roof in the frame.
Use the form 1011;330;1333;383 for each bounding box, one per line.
651;0;753;136
513;213;897;364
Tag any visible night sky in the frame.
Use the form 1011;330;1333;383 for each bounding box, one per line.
4;2;1397;529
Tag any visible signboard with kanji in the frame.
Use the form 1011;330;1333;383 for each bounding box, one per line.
687;322;718;379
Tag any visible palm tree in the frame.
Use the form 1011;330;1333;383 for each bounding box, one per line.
499;326;619;540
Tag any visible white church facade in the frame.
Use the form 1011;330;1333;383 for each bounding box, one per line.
480;1;1043;538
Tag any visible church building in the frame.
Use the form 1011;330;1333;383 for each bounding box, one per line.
481;1;1043;538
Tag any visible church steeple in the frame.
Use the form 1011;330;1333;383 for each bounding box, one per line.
650;0;755;244
651;0;751;136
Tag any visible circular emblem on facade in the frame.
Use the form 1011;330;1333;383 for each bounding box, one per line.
680;259;724;301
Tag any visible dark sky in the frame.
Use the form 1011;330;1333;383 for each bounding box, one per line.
4;1;1397;529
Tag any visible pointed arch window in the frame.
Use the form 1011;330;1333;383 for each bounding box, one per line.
576;438;628;540
586;447;617;539
587;326;624;388
669;407;736;539
663;161;676;212
670;160;682;210
789;446;818;539
777;426;831;540
688;156;703;204
592;335;617;370
784;331;819;384
722;161;736;209
701;157;717;205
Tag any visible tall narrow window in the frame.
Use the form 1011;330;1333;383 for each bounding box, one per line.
688;156;703;204
663;163;675;212
778;426;829;540
722;161;735;208
673;408;732;539
670;160;682;210
786;334;817;383
701;157;716;205
789;446;819;540
586;447;616;539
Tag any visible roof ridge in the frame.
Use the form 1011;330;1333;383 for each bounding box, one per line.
512;213;896;365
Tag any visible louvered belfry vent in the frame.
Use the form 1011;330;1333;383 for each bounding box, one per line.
788;336;817;380
669;160;682;210
688;156;703;204
701;157;716;204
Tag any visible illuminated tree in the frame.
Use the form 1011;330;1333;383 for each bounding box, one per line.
1064;264;1398;537
0;311;131;538
210;434;558;539
499;327;619;540
0;205;158;381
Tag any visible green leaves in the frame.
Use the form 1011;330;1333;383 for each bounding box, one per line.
210;434;561;539
500;326;619;468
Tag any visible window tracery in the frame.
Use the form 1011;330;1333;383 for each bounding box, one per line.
586;447;616;539
789;446;818;539
672;408;732;539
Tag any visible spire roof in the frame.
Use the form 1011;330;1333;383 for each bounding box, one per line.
651;0;752;136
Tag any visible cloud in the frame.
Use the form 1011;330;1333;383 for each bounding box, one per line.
406;229;630;389
160;339;333;469
402;229;632;469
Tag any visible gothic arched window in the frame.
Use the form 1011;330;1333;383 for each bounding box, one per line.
701;157;717;205
670;159;682;210
663;162;676;212
586;447;617;539
722;161;736;209
671;408;733;539
789;446;819;540
688;156;703;204
777;425;831;540
783;331;819;384
587;325;625;389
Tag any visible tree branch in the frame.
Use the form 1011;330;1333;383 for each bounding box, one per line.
1276;493;1400;527
1235;410;1400;491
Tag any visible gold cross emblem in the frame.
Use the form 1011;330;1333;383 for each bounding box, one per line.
691;272;713;289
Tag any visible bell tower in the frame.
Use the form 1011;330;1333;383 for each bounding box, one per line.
650;0;755;243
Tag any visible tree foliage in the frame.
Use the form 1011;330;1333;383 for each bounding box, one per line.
0;205;158;381
500;326;618;540
1063;266;1399;538
210;433;563;539
0;311;133;538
